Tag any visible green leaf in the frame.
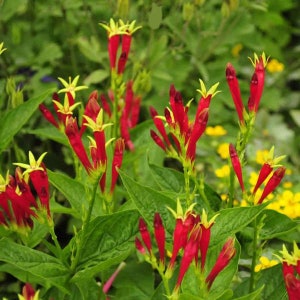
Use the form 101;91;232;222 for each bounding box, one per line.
70;279;101;300
149;163;221;211
0;0;28;21
84;70;109;85
112;261;155;300
0;89;51;154
71;209;139;282
0;238;69;293
27;126;68;145
148;3;162;30
259;209;297;240
234;264;286;299
119;170;176;234
179;294;202;300
34;42;63;65
48;170;86;219
234;285;264;300
149;163;187;195
210;205;267;247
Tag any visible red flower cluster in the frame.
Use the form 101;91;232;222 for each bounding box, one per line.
40;91;124;195
229;144;286;204
135;205;235;294
98;80;141;151
0;152;50;230
100;19;141;75
281;243;300;300
150;81;219;164
99;19;143;150
226;53;268;124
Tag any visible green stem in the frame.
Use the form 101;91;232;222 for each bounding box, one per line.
249;217;258;293
183;163;192;206
48;220;63;259
198;175;211;211
228;165;235;208
70;175;100;273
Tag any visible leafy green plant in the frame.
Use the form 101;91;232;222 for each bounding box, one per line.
0;1;299;299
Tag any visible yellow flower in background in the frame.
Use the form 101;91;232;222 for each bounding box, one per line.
255;256;279;272
249;172;258;187
231;43;243;57
268;190;300;219
217;142;230;159
215;165;230;178
266;59;284;73
283;181;293;189
255;149;269;165
206;125;227;137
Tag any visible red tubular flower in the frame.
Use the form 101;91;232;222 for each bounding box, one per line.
120;114;134;151
14;167;37;209
108;35;120;70
257;166;286;204
117;51;128;75
150;129;166;151
1;173;36;228
171;88;189;137
248;57;265;113
117;33;132;74
100;94;112;117
150;106;171;148
154;213;165;264
195;95;212;120
284;274;300;300
65;116;93;173
135;237;146;255
226;63;245;123
80;91;101;135
1;189;35;228
175;225;201;290
138;218;152;254
110;138;125;193
186;110;208;161
169;213;196;269
39;104;59;128
103;262;126;295
252;163;273;195
93;130;107;167
120;82;135;150
28;163;50;216
130;96;141;128
20;283;38;300
229;143;245;192
199;225;211;270
205;237;236;290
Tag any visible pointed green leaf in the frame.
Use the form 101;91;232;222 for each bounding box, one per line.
259;209;297;240
0;238;69;293
72;209;139;282
210;205;267;247
27;126;68;145
119;170;176;234
234;285;264;300
112;262;155;299
48;170;86;218
149;163;221;211
0;89;51;153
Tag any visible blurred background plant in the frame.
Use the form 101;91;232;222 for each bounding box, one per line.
1;0;299;168
0;0;300;298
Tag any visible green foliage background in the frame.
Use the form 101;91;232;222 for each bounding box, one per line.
0;0;300;298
